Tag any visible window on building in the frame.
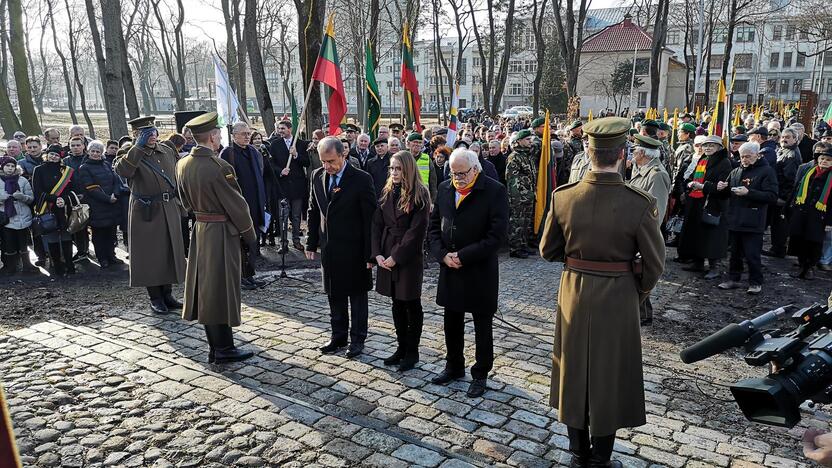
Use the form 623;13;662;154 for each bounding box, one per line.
635;58;649;76
473;57;480;68
472;75;480;85
525;60;537;73
769;52;780;68
734;79;750;94
766;79;777;93
800;29;809;40
793;79;803;93
709;54;724;69
714;28;728;43
773;25;782;40
780;79;790;94
638;91;648;107
509;60;523;73
826;54;832;66
786;25;796;40
524;83;533;95
828;79;832;94
509;83;522;95
734;53;753;69
666;30;680;45
459;58;467;85
736;26;755;43
783;52;793;67
797;52;806;67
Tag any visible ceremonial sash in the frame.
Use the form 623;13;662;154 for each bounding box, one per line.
36;167;73;215
795;166;832;212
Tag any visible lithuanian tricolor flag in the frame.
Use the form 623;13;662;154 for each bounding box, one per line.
534;111;555;235
400;22;422;130
708;79;728;147
312;15;347;135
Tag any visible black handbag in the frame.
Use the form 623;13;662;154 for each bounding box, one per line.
0;210;8;227
32;212;58;235
701;194;721;226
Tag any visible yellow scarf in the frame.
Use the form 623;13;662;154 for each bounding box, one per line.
453;172;479;208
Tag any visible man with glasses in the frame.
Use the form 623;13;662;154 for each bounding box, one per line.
428;148;508;398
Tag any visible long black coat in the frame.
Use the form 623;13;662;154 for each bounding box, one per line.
677;149;733;260
722;158;778;233
371;190;430;301
77;159;124;228
366;153;391;203
268;137;310;200
789;164;832;243
775;146;801;202
428;174;508;313
306;163;377;297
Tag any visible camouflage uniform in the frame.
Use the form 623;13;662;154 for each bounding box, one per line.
506;146;536;252
672;140;694;180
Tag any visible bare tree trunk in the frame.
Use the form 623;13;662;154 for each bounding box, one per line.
720;0;738;84
48;0;77;124
244;0;274;131
531;0;550;117
7;0;39;133
232;0;247;109
649;0;669;108
65;2;96;137
294;0;325;134
552;0;589;97
492;0;516;108
173;0;187;109
0;0;9;88
431;0;446;121
119;33;139;118
703;0;716;104
99;0;129;137
221;0;238;95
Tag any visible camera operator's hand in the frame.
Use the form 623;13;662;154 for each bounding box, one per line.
803;428;832;466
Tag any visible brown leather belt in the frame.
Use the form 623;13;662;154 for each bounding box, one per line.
565;256;638;274
195;213;228;223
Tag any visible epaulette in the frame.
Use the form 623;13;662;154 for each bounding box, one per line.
210;157;237;181
624;184;653;202
554;181;579;192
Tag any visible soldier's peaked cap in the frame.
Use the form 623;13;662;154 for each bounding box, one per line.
632;134;662;149
128;116;156;130
583;117;631;150
185;112;221;134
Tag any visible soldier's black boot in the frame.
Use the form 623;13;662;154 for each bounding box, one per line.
399;302;423;372
204;324;217;364
384;301;407;366
588;434;621;468
509;250;529;259
148;286;168;314
211;325;253;364
567;427;591;468
162;284;183;310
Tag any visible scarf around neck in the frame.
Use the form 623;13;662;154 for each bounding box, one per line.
796;166;832;212
2;173;19;219
452;172;479;208
688;156;709;199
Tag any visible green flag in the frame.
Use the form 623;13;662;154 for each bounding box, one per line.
365;41;381;140
290;83;298;132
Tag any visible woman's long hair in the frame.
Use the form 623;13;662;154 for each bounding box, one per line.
380;151;430;213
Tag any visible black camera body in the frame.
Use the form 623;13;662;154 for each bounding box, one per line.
681;304;832;428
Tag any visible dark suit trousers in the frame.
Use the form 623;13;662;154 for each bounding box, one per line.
443;309;494;380
290;198;303;243
328;292;368;345
728;231;764;285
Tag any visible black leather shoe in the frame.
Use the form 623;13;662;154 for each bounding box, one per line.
640;318;653;326
509;250;529;259
398;355;418;372
214;347;254;363
150;299;169;314
293;242;305;251
703;270;720;280
241;277;259;290
383;349;404;366
569;455;589;468
431;368;465;385
319;341;347;354
466;378;487;398
99;259;111;269
762;249;786;258
588;460;622;468
164;294;183;310
345;344;364;358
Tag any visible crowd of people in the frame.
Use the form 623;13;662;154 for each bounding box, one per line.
2;106;832;467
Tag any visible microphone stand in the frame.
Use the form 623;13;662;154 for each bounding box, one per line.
278;198;290;278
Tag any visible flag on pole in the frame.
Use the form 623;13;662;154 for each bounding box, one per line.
695;106;701;123
732;105;741;127
587;109;593;121
212;54;241;128
709;79;728;146
401;22;422;130
312;15;347;135
365;41;381;140
670;108;679;147
534;110;555;235
290;84;298;131
823;101;832;126
663;108;668;123
446;81;460;147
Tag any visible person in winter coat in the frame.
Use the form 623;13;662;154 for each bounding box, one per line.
748;126;777;167
716;142;779;294
676;135;733;278
19;136;43;180
371;151;430;373
31;150;77;276
0;156;36;275
77;140;124;269
765;127;802;257
788;142;832;280
62;136;90;262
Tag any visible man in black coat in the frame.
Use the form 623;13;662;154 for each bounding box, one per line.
268;120;310;250
306;137;377;358
794;123;817;164
428;147;509;398
348;134;373;170
365;138;391;203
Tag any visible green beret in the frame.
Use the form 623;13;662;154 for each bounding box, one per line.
516;129;533;141
583;117;631;150
568;120;583;130
632;134;663;149
389;123;404;130
734;125;747;134
659;122;672;131
642;119;660;129
184;112;220;134
680;123;697;133
406;133;422;143
628;128;638;136
531;117;545;128
128;116;156;131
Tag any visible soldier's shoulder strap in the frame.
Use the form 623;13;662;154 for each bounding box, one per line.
554;181;579;193
210;156;238;182
624;184;659;218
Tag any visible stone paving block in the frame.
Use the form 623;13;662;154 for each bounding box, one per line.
763;455;809;468
466;409;507;427
323;437;373;462
391;444;444;467
190;375;234;393
281;404;324;425
678;445;730;466
242;409;288;429
363;452;411;468
157;365;202;383
638;446;687;468
471;439;512;462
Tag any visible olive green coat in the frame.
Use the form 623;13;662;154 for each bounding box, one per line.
628;157;672;222
114;143;186;287
539;171;665;436
176;146;256;326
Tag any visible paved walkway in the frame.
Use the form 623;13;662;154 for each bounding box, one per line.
1;256;828;467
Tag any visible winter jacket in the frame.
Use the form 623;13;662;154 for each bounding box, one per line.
722;158;779;233
77;159;124;227
0;168;34;229
759;140;778;168
775;145;801;202
18;154;42;180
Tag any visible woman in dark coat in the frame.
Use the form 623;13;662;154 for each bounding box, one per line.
372;151;430;372
77;140;124;269
31;149;77;276
676;135;733;277
788;142;832;279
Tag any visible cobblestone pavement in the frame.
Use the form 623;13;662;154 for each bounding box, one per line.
2;249;832;467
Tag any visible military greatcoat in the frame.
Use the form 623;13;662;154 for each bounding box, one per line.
176;146;257;326
539;171;665;436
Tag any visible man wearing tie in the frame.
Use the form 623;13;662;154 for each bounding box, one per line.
268;120;310;251
349;133;373;171
306;137;377;358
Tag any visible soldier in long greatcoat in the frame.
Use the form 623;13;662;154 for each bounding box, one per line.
114;116;186;314
539;117;665;468
177;112;257;364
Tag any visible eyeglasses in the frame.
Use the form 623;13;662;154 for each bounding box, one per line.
451;167;473;178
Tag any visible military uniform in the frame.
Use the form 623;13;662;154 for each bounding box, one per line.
176;112;257;364
539;117;665;467
568;151;590;183
506;130;536;257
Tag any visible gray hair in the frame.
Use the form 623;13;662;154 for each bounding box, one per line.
5;140;21;150
87;140;105;153
317;136;343;157
766;121;781;131
790;123;805;138
68;124;84;135
739;142;760;155
387;137;401;146
232;121;249;134
636;147;660;159
781;128;798;139
449;148;482;172
357;133;371;143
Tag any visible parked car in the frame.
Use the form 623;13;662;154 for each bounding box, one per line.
501;109;520;119
511;106;533;118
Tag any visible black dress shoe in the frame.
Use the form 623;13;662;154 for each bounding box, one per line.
214;347;254;363
509;250;529;259
345;344;364;358
319;341;347;354
431;368;465;385
398;355;418;372
703;270;720;280
762;249;786;258
99;259;111;269
466;378;487;398
682;263;705;272
241;277;259;290
588;460;622;468
293;242;305;251
164;294;183;310
150;299;169;314
640;318;653;326
383;349;404;366
569;455;589;468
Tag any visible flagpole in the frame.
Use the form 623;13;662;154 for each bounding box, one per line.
286;79;317;171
